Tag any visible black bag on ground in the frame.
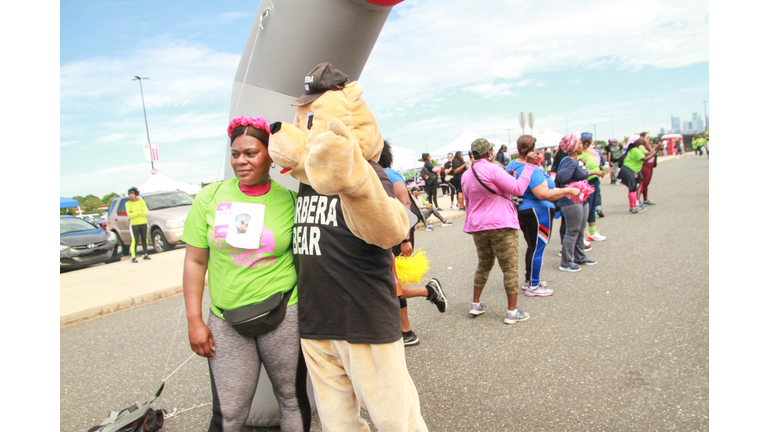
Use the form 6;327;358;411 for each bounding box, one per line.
89;384;165;432
220;287;294;338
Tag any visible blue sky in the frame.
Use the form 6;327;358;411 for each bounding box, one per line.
59;0;709;198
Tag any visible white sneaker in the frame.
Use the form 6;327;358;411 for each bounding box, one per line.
583;239;591;247
589;232;606;242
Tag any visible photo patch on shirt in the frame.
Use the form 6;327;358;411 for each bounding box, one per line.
213;202;266;249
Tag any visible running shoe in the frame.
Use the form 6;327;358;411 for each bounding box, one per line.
143;254;152;260
450;205;458;209
525;285;554;297
584;244;592;251
403;332;420;347
558;249;562;256
521;280;548;290
469;302;487;316
588;232;606;242
584;239;591;247
131;258;139;263
597;209;605;218
504;309;530;324
643;201;656;205
425;278;447;313
425;226;434;232
441;221;454;227
436;208;444;211
629;208;641;214
559;265;582;272
575;259;598;266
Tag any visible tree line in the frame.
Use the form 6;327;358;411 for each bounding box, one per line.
60;192;120;215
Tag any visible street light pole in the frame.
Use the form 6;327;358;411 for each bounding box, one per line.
703;100;709;132
505;128;512;146
132;76;154;170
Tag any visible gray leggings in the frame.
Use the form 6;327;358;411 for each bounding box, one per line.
560;202;589;267
208;304;310;432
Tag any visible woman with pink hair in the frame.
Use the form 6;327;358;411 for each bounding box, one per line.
555;133;595;272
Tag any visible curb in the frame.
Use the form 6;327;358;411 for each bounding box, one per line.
60;285;184;327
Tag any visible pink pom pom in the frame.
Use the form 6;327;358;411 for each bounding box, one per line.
228;115;270;138
565;180;595;204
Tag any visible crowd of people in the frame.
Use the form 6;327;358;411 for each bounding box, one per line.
179;102;695;432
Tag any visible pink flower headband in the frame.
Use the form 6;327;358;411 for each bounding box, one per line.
627;134;641;145
559;133;579;153
228;115;270;138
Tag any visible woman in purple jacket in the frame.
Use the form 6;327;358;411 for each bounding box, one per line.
462;138;537;324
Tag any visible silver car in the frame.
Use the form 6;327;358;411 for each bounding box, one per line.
106;190;194;253
60;216;119;270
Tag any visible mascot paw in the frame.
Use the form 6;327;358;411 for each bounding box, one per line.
306;118;367;196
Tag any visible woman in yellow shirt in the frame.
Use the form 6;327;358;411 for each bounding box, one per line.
126;187;150;263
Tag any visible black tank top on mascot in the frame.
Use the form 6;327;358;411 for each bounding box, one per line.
293;161;401;344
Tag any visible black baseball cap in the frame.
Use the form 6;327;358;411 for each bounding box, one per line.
292;62;350;106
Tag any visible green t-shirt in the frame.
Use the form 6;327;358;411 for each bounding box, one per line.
578;150;600;180
181;178;298;319
623;147;645;173
126;199;148;225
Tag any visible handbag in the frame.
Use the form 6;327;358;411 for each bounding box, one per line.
220;287;294;338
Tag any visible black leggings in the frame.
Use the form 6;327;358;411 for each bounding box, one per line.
131;224;148;257
424;183;439;208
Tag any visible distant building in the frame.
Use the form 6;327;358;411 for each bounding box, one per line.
671;115;681;134
693;113;704;133
659;127;666;136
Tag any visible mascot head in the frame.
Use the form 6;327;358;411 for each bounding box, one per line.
268;62;384;184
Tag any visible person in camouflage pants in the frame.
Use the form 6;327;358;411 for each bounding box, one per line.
471;228;520;297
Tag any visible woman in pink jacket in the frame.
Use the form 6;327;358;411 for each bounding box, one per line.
462;138;537;324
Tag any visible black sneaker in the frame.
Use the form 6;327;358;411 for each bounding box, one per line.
131;258;138;263
143;254;151;260
403;331;419;346
425;278;447;313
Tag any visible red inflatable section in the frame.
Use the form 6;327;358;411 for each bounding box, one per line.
365;0;404;6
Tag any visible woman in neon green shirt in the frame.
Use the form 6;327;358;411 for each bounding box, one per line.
617;135;657;213
126;187;150;263
182;116;310;431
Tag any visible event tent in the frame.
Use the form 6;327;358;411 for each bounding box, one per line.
60;197;83;216
138;172;202;195
430;130;480;160
390;144;421;172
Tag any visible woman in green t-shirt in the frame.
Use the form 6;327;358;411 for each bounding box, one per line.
126;186;150;263
182;116;310;431
617;135;658;214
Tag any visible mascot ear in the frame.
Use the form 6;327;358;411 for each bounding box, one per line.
344;81;364;102
270;121;283;134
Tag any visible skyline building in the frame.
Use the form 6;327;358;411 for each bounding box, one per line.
671;115;681;134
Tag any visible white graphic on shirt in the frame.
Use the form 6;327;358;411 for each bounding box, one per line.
293;196;338;256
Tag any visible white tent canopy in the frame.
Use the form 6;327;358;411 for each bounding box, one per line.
139;172;202;196
430;130;481;160
390;145;421;172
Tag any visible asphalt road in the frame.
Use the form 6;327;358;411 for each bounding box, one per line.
60;155;709;431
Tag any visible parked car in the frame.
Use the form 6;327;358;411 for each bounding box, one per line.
60;215;119;270
106;190;194;254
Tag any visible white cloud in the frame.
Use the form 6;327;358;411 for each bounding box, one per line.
361;0;708;112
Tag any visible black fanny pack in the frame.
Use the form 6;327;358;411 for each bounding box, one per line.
219;286;294;338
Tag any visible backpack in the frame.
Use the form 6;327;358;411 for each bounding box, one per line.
89;383;165;432
421;167;437;185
